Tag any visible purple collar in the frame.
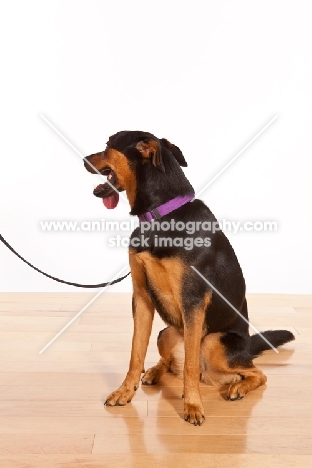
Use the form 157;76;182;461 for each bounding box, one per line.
138;194;194;223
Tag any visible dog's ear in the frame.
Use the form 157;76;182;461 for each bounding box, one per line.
135;140;165;172
161;138;188;167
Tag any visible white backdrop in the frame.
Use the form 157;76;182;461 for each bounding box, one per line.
0;0;311;293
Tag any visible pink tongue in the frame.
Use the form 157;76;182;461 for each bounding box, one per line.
103;193;119;209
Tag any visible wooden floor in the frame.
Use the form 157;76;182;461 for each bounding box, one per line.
0;292;311;467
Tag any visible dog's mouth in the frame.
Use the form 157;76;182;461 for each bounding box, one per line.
93;168;120;209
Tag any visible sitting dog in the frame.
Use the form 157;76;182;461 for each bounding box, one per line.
84;130;294;425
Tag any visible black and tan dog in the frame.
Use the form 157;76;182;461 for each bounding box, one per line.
84;131;294;425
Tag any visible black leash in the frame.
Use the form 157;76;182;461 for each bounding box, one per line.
0;233;130;288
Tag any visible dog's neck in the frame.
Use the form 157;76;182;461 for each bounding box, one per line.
129;159;195;217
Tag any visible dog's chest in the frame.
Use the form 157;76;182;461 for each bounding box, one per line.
136;252;185;329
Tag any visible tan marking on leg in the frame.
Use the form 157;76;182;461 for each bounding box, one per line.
126;253;186;390
105;251;154;406
227;370;267;400
183;292;212;425
200;333;267;399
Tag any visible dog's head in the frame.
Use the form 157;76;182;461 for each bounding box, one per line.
84;131;194;215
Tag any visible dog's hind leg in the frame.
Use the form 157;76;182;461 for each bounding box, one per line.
201;332;267;400
142;326;183;384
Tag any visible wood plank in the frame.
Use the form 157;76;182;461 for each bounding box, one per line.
0;309;132;317
0;372;125;386
0;400;147;418
0;382;310;402
0;416;310;436
0;304;62;312
93;434;312;454
0;332;134;343
0;316;165;333
147;396;312;418
0;350;160;363
295;307;312;313
0;454;310;468
0;316;81;332
293;327;312;335
0;435;94;455
0;342;91;352
245;294;312;307
0;371;311;389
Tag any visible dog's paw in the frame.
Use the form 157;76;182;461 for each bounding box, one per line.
141;366;162;385
227;381;248;401
104;385;137;406
183;402;205;426
227;371;267;400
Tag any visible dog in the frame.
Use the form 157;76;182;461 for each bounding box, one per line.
84;130;294;425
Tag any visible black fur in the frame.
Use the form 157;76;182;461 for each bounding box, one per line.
249;330;295;357
220;329;295;368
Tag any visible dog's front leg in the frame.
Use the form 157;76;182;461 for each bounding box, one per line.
105;253;154;406
183;307;206;425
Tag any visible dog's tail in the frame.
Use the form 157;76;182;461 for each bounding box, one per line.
250;330;295;358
